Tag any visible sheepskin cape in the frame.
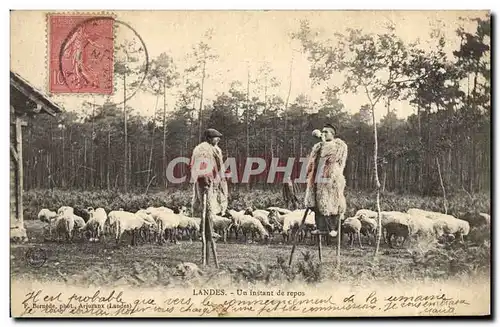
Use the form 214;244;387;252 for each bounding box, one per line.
304;138;348;216
190;141;228;218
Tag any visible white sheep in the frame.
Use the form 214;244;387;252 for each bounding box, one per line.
54;212;75;243
176;214;200;242
266;207;292;216
72;214;86;239
212;215;232;243
405;213;438;242
57;206;74;215
107;210;155;246
38;208;58;238
227;209;269;242
248;210;275;235
151;210;181;244
407;208;470;242
281;209;315;243
85;207;108;242
341;217;363;248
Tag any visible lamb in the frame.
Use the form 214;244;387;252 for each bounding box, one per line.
107;210;155;246
85;207;108;242
341;217;363;248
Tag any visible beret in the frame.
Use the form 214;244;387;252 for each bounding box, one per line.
323;123;337;134
205;128;223;138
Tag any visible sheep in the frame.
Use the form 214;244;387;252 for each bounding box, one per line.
407;208;470;242
57;206;74;215
281;209;315;243
54;212;75;243
150;210;181;244
146;206;174;214
378;211;412;245
266;207;292;216
136;209;158;243
341;217;363;248
405;213;437;243
384;222;411;248
354;209;378;220
247;210;275;235
107;210;155;246
85;207;108;242
359;216;377;245
212;215;232;243
479;213;491;225
227;209;269;242
38;208;58;238
72;214;86;239
176;214;200;242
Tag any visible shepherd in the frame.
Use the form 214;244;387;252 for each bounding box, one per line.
190;128;228;268
304;123;348;238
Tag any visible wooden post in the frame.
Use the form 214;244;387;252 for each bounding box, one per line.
16;117;23;224
11;116;27;242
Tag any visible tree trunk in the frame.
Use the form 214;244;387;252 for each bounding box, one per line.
163;81;168;189
372;105;382;257
123;74;128;193
198;59;206;143
107;128;111;191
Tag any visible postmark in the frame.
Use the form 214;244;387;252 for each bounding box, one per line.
48;14;114;94
25;248;47;268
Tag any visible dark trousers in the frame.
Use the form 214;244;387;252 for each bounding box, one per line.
314;210;339;233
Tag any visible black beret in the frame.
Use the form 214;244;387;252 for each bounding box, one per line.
323;123;337;133
205;128;223;138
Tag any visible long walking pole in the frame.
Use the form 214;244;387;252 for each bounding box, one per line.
201;192;207;267
336;214;342;267
288;208;310;266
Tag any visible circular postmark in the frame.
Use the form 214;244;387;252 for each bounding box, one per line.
25;248;47;268
57;16;149;106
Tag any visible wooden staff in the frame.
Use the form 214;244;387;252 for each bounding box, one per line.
288;208;310;266
201;192;207;267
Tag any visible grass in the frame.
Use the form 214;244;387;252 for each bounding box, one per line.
11;217;490;289
12;188;491;289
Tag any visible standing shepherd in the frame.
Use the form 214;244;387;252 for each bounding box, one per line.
304;123;348;238
190;128;228;267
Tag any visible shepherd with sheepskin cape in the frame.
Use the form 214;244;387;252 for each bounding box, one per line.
304;124;348;235
190;129;229;220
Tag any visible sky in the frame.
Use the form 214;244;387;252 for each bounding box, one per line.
10;10;489;122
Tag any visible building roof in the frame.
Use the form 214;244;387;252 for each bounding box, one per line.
10;71;63;116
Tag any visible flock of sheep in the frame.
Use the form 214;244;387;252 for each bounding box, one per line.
36;204;491;249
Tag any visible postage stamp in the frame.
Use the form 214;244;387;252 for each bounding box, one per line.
48;14;114;94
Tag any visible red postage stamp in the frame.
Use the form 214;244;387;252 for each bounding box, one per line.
48;14;114;94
